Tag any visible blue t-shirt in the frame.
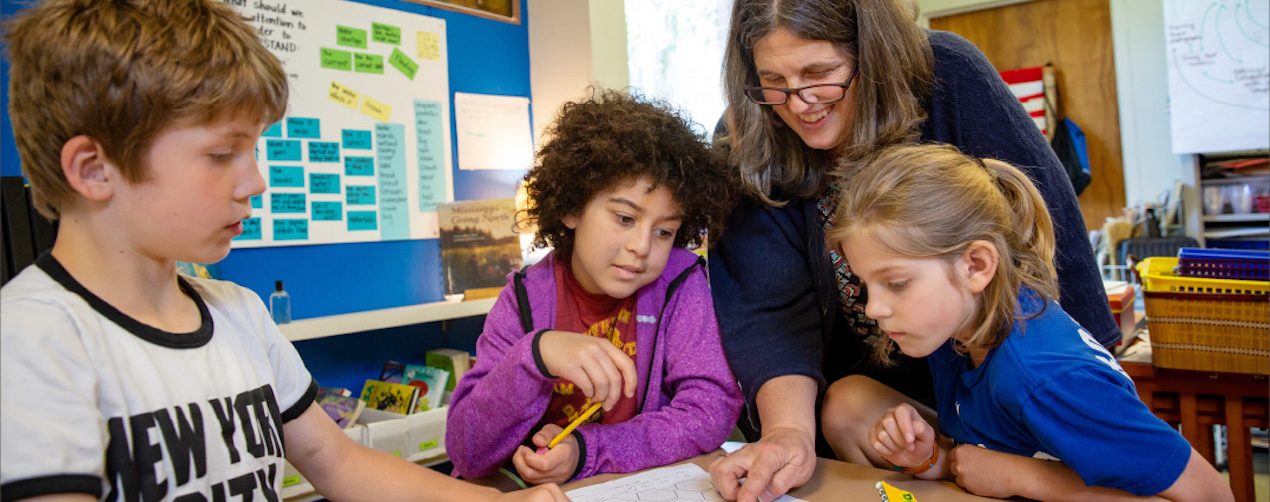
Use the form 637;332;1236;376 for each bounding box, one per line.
928;290;1191;496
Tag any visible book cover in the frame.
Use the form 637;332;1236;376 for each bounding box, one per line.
359;379;420;415
317;387;365;428
379;361;407;384
437;198;524;298
402;364;449;412
425;348;471;392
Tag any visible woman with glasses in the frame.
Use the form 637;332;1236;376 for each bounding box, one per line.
706;0;1118;500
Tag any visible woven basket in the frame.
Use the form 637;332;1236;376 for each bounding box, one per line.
1137;257;1269;375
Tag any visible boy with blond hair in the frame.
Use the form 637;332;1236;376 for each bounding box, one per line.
0;1;566;500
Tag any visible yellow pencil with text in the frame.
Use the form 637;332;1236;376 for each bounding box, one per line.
875;481;919;502
537;402;602;454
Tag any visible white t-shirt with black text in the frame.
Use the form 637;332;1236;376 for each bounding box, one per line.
1;253;316;501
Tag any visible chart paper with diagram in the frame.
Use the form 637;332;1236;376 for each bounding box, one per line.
1164;0;1269;154
228;0;452;247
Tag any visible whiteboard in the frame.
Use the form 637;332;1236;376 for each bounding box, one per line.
228;0;452;248
1164;0;1269;154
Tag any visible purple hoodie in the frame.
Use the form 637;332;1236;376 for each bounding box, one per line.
446;247;742;481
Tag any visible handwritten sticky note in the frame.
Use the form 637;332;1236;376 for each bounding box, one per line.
372;23;401;45
266;140;302;161
389;48;418;80
310;173;341;194
360;96;392;122
342;129;372;149
416;31;440;61
308;141;340;163
261;122;283;138
336;25;368;49
269;165;304;188
235;218;261;240
250;195;263;209
271;193;307;213
328;81;360;110
320;48;352;71
354;53;384;74
312;201;343;221
344;156;374;176
348;211;378;231
273;219;309;241
346;186;377;205
286;117;321;139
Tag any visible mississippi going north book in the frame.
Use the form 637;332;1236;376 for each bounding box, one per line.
437;198;523;297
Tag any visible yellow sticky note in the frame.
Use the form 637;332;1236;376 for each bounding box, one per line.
360;95;392;122
328;81;360;110
416;31;440;60
875;481;919;502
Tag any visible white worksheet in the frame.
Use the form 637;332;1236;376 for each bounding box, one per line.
565;464;807;502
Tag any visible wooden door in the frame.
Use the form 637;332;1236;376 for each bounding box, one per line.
931;0;1125;232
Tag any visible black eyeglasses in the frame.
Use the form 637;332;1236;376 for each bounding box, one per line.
743;62;859;105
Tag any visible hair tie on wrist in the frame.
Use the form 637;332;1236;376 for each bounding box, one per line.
892;445;939;475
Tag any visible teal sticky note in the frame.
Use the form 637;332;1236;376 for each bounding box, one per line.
346;185;376;205
250;195;263;209
415;100;445;212
261;122;283;138
344;156;374;176
286;118;321;139
269;166;304;188
273;219;309;241
310;173;340;194
343;129;372;149
375;122;407;240
312;201;343;221
235;218;261;240
308;141;340;163
271;193;307;213
266;140;302;161
348;211;377;231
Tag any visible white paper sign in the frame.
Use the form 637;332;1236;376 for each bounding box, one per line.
454;92;534;171
1164;0;1269;154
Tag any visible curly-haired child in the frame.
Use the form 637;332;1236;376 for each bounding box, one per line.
446;90;743;485
819;144;1230;501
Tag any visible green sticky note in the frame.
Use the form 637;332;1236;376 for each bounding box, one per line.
354;53;384;74
389;48;418;80
372;23;401;45
320;48;352;71
336;25;368;49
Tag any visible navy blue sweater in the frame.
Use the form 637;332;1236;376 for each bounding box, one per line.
710;30;1119;433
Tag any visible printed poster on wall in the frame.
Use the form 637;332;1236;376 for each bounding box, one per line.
227;0;452;248
1164;0;1269;154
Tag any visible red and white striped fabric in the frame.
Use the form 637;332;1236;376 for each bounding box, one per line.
999;66;1047;136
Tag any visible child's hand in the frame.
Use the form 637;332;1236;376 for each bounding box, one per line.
948;444;1021;498
538;330;637;411
512;424;582;485
491;484;570;502
868;403;936;469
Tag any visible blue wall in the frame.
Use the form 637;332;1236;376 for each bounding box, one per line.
1;0;536;392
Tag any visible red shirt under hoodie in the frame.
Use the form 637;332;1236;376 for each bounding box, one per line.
536;259;639;430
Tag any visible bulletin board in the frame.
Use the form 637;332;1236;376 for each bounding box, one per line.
228;0;453;247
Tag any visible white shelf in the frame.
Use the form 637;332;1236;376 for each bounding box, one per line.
1202;213;1270;223
278;297;497;342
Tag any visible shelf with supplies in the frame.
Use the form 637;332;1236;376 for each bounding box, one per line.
1193;151;1270;247
277;297;498;342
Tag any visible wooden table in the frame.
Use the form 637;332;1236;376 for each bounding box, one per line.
548;451;992;501
1122;362;1269;502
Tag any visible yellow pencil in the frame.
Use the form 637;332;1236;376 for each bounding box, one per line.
546;402;603;449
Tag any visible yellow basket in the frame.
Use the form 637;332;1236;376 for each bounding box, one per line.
1136;257;1269;375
